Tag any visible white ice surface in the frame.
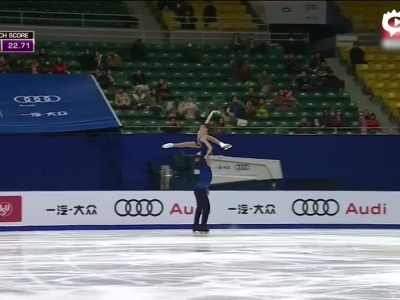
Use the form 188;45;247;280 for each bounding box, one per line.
1;230;400;300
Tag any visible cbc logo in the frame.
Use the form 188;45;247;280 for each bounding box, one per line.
292;199;339;216
13;95;61;104
114;199;163;217
235;164;250;171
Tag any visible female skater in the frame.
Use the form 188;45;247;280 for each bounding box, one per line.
162;110;232;233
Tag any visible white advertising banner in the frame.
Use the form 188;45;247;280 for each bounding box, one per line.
250;1;327;24
0;191;399;231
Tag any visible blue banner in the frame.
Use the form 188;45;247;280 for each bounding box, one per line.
0;134;399;192
0;74;120;133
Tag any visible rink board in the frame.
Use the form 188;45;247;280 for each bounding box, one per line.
0;191;399;231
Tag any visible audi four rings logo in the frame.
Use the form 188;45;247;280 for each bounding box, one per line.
235;164;250;171
114;199;163;217
13;95;61;103
292;199;340;216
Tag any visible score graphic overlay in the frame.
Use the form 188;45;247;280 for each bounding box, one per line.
0;31;35;53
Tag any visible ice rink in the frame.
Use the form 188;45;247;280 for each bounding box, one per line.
1;230;400;300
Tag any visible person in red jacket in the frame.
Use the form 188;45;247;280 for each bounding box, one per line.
366;113;381;133
53;57;68;74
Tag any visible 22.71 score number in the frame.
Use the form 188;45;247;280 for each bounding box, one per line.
1;39;34;53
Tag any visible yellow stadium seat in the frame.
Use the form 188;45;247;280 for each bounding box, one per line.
370;64;383;72
376;72;390;81
365;54;376;62
372;83;386;97
383;64;396;72
356;64;369;75
385;82;400;91
365;46;378;53
383;92;398;102
376;54;389;62
390;73;400;80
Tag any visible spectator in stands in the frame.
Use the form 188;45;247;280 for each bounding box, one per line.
79;50;95;70
366;113;381;133
156;79;171;100
255;98;268;118
245;87;257;105
259;70;273;93
232;33;243;54
227;96;244;119
0;56;9;73
53;57;68;74
215;117;226;133
203;0;217;27
106;70;117;87
241;60;251;82
296;71;312;92
316;109;333;128
132;39;146;61
131;69;148;91
92;68;101;81
166;99;184;118
178;6;196;30
148;88;162;115
295;117;313;134
182;96;198;119
227;60;240;83
183;42;200;63
9;59;26;73
166;119;181;133
94;51;105;68
331;109;347;128
244;101;255;119
312;71;328;92
318;62;332;74
115;88;131;110
309;53;325;71
272;89;297;111
38;61;52;75
359;109;370;133
107;51;121;70
246;33;257;54
285;54;298;74
28;59;39;74
96;69;109;89
349;43;366;66
37;49;48;63
132;86;148;110
148;88;160;105
326;70;343;92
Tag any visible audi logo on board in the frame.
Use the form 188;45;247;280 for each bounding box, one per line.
235;164;250;171
13;95;61;104
292;199;339;216
114;199;163;217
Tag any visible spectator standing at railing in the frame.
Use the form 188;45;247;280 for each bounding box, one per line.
79;50;95;70
246;34;257;54
366;113;381;133
9;59;27;74
232;33;244;54
94;51;105;68
0;56;9;73
178;9;197;30
38;61;52;75
203;0;217;28
37;49;48;64
131;39;146;61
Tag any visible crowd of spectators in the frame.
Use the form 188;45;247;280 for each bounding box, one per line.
0;33;380;134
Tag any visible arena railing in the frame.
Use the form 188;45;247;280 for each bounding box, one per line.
0;10;142;28
120;126;399;135
0;24;307;45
